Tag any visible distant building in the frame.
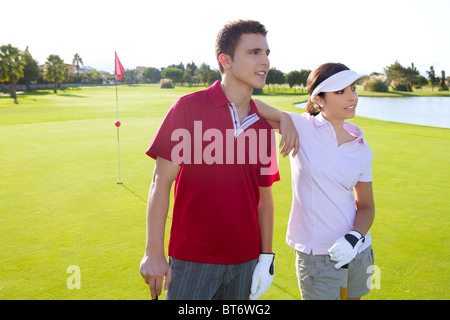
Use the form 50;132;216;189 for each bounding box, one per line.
101;71;112;77
135;66;146;74
38;64;111;80
77;66;93;74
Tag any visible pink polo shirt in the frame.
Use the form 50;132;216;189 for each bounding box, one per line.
286;112;373;255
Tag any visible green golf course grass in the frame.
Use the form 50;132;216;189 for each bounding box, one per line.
0;84;448;300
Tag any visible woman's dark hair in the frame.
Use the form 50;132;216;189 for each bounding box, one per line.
305;63;350;116
215;20;268;74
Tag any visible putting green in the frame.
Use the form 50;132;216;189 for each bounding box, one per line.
0;85;448;299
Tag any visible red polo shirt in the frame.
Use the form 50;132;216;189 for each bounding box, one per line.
146;81;280;264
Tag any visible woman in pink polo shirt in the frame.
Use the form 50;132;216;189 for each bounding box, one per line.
256;62;375;300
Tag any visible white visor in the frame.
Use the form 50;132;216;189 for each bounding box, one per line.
310;70;369;101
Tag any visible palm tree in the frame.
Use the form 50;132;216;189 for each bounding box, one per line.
72;53;83;77
44;55;68;93
0;44;25;100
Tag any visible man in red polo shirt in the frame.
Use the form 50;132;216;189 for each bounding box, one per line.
140;20;280;300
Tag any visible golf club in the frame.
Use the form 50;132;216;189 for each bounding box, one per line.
340;264;348;300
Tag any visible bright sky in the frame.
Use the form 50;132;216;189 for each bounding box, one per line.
3;0;449;77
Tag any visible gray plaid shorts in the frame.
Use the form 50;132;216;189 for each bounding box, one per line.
166;257;258;300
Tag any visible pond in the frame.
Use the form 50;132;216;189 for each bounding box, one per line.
296;96;450;129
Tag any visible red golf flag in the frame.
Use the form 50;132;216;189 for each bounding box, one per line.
115;52;124;80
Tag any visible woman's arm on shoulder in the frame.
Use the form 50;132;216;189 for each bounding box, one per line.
254;99;284;129
254;99;299;157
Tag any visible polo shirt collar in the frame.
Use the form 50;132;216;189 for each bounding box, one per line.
344;122;365;143
207;81;230;107
313;112;329;127
206;79;259;116
314;112;365;143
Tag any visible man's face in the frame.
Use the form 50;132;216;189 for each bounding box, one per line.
228;33;270;89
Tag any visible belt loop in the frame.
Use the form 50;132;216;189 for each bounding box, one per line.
325;255;330;264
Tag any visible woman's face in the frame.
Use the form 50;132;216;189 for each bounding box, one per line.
317;83;359;123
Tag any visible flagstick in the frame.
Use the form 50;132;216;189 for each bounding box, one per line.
115;73;122;185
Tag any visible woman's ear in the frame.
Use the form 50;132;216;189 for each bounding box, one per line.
219;53;232;71
314;95;325;107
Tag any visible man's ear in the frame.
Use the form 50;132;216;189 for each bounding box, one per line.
219;53;232;71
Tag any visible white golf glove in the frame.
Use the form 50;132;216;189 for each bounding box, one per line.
328;231;365;269
249;253;275;300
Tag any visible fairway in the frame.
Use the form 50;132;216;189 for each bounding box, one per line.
0;84;449;300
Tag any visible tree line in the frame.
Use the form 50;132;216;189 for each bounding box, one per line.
126;62;222;88
123;63;312;94
1;43;448;101
376;61;448;92
0;44;105;100
114;60;450;94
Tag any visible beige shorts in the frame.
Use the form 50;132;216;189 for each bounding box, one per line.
295;246;374;300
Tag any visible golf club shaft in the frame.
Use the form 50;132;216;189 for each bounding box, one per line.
340;264;348;300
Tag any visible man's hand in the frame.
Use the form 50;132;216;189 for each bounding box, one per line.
328;231;365;269
278;112;299;157
139;253;172;299
249;253;275;300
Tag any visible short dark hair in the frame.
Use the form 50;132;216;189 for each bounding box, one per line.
215;20;268;74
305;63;350;116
